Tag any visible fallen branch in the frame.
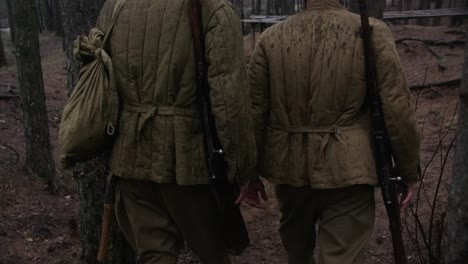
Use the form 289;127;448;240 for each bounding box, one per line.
396;38;465;46
410;79;461;89
444;29;465;35
425;46;443;60
424;47;448;71
0;94;19;100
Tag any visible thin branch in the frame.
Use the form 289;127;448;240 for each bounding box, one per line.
0;143;20;163
428;136;456;260
409;203;432;257
410;79;461;90
396;37;465;46
414;68;429;112
0;94;19;100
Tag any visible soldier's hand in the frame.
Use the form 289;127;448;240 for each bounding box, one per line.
235;180;268;209
399;182;414;212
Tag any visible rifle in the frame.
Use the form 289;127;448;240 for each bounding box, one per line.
97;176;117;263
358;1;408;264
189;0;250;256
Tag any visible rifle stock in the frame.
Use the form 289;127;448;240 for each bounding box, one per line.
358;1;408;264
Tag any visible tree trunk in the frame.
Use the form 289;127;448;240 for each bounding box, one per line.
61;0;105;92
6;0;15;43
284;0;295;14
451;0;466;25
36;0;47;32
0;34;8;67
255;0;262;14
446;28;468;264
14;0;56;192
61;0;135;263
52;0;64;36
433;0;444;26
417;0;432;26
349;0;386;19
44;0;55;31
76;157;134;264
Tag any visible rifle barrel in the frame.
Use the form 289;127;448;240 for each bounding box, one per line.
358;1;408;263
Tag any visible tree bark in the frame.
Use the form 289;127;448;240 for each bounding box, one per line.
0;33;8;67
255;0;262;14
36;0;47;32
349;0;386;19
61;0;135;263
76;157;134;264
446;27;468;264
14;0;56;192
52;0;64;36
61;0;105;91
6;0;15;43
43;0;55;31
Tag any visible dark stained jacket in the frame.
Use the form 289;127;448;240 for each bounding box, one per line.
248;0;420;188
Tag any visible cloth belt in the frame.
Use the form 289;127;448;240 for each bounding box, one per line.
268;123;367;134
123;103;199;139
269;122;369;176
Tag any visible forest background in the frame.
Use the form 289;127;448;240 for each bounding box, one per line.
0;0;468;264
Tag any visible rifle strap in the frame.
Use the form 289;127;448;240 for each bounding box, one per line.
102;0;127;46
268;123;368;134
189;0;209;96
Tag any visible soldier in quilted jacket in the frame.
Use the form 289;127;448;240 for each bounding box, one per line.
94;0;266;263
248;0;420;263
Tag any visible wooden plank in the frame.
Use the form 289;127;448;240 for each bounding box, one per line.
241;8;468;25
384;8;468;20
241;15;288;24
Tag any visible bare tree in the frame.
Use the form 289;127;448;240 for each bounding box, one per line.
264;0;296;15
61;0;135;263
14;0;56;192
446;28;468;264
6;0;15;43
51;0;64;36
0;33;7;67
36;0;48;32
255;0;262;15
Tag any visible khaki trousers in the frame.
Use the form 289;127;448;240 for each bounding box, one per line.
275;184;375;264
115;178;231;264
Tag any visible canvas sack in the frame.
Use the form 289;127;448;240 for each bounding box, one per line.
59;0;126;168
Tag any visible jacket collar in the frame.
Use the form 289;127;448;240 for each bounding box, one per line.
307;0;345;10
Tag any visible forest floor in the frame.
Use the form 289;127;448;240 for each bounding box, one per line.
0;25;463;264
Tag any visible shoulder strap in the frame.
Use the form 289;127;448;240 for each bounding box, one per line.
102;0;127;46
190;0;209;96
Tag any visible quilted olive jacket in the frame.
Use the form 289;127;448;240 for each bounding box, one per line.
248;0;420;188
95;0;256;185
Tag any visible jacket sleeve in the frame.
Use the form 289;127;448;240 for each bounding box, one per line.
372;19;420;183
205;5;258;185
248;34;270;171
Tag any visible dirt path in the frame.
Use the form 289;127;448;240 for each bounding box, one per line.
0;26;462;264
